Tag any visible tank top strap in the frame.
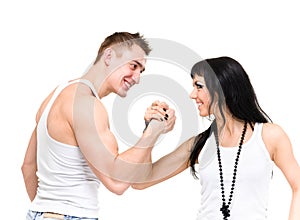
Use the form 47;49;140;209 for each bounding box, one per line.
250;123;264;146
253;122;263;135
41;79;100;120
72;79;100;100
253;122;273;162
42;81;70;117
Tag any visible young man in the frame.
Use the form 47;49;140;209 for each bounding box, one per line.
22;32;176;220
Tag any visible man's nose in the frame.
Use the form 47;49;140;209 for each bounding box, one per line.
132;72;140;84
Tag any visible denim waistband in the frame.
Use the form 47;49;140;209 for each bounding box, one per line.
26;210;98;220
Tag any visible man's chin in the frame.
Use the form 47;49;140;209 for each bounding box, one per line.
117;90;127;98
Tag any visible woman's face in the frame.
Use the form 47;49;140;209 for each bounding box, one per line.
189;75;212;117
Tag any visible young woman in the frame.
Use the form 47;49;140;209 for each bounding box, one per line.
132;56;300;220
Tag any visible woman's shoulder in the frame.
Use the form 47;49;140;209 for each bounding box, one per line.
261;122;289;150
261;122;286;136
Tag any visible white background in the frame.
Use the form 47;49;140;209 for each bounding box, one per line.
1;0;299;219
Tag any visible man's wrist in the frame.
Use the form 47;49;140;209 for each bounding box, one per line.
143;120;151;133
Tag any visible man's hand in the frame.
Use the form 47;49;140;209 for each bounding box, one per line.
144;100;176;134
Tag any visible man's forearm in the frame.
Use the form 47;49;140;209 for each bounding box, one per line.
112;121;163;182
22;164;38;201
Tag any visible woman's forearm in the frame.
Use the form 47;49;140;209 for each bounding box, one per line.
288;189;300;220
131;136;195;189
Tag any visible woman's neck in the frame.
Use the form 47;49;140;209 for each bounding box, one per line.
215;113;246;147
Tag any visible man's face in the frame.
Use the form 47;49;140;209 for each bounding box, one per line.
108;44;146;97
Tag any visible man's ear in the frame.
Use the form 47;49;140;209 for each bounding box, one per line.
103;48;113;66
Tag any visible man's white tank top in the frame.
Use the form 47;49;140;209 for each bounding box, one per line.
30;79;100;218
197;123;274;220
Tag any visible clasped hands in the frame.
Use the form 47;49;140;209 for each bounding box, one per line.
143;100;176;134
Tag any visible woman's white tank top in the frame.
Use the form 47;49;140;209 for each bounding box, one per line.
197;123;274;220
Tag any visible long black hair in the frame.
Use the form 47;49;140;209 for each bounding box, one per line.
189;56;271;178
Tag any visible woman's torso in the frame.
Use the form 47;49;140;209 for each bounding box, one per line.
197;123;274;220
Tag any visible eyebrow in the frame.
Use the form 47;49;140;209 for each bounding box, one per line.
133;60;146;73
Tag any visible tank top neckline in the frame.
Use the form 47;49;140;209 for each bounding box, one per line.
69;78;100;100
218;123;259;149
41;79;100;149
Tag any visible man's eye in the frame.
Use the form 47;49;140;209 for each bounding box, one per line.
130;64;137;69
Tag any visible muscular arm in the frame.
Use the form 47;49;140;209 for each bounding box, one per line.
21;90;54;201
73;97;175;194
21;127;38;201
263;123;300;220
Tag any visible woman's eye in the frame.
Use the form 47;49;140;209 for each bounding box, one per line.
195;82;204;89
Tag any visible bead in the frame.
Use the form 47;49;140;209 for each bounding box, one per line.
215;121;247;219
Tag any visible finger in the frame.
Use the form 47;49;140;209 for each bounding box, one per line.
149;107;162;117
165;109;175;120
164;115;176;132
151;100;169;110
151;105;170;118
146;112;165;122
144;112;154;121
155;101;169;112
145;106;159;120
166;112;176;125
167;108;175;116
151;100;161;107
159;101;169;111
151;113;164;122
147;107;166;119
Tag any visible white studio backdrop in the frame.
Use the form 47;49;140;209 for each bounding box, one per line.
0;0;299;219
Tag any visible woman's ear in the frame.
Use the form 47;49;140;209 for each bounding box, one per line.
103;48;112;66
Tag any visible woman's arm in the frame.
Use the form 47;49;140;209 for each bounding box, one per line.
263;123;300;220
132;136;195;189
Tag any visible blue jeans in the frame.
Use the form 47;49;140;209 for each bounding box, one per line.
26;210;98;220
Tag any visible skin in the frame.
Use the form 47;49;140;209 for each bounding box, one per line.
21;44;176;201
132;75;300;220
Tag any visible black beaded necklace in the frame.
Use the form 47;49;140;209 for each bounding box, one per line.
214;121;247;220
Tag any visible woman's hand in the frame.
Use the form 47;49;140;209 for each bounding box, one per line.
144;100;176;134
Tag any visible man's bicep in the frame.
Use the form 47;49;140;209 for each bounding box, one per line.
23;127;38;166
93;101;119;154
73;100;119;172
